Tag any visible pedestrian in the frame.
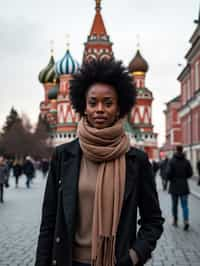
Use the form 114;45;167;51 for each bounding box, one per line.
35;59;164;266
166;145;193;230
196;159;200;186
151;160;160;179
159;156;169;190
0;156;7;203
13;159;22;188
3;158;10;188
41;158;49;178
23;156;35;188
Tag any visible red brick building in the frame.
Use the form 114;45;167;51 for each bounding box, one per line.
177;10;200;169
163;9;200;169
162;96;182;157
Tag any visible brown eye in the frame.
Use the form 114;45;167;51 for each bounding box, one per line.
88;100;96;107
105;100;113;107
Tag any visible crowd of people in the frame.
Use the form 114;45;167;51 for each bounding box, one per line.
0;155;49;203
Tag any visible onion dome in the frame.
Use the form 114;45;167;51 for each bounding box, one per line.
48;84;59;100
39;55;56;83
129;50;149;73
55;50;79;76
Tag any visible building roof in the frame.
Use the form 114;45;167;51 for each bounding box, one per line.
90;1;107;37
55;49;79;76
38;55;56;84
166;95;180;105
128;49;149;73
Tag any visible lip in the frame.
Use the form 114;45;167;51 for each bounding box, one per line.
93;117;107;122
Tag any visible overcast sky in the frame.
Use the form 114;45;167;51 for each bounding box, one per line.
0;0;199;145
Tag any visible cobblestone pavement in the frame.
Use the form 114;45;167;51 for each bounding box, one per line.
0;173;200;266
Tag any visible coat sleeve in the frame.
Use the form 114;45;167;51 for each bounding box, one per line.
132;153;164;265
186;160;193;179
35;148;59;266
166;160;173;181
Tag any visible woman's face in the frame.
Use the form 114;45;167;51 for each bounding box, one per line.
85;83;119;129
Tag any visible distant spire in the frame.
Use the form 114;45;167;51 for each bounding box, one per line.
50;40;54;56
66;34;70;50
194;3;200;24
95;0;101;11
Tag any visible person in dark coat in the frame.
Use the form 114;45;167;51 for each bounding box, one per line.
41;159;49;178
166;145;193;230
35;59;164;266
159;157;169;190
151;160;160;179
196;160;200;185
23;156;35;188
0;156;7;203
13;159;22;188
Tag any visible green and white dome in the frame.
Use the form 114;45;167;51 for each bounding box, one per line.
55;50;79;76
39;56;56;83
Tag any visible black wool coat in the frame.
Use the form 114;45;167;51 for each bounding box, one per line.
166;153;193;195
35;139;164;266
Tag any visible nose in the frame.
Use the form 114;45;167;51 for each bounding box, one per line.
96;102;104;112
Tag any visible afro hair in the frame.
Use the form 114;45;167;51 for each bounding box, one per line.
69;59;136;118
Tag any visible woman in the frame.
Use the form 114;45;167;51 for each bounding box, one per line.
35;59;164;266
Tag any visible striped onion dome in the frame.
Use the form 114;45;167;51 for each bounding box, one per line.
55;50;79;76
48;84;59;100
39;55;56;84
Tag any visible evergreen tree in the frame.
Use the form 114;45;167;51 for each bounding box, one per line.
35;114;50;139
33;114;52;158
2;107;21;135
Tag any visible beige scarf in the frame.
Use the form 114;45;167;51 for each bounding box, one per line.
77;118;130;266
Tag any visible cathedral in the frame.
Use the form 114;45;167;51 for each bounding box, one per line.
38;0;158;160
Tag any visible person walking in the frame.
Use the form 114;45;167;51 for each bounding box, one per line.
13;159;22;188
166;145;193;230
159;156;169;190
41;158;49;178
35;59;164;266
0;156;7;203
23;156;35;188
151;160;160;179
196;159;200;185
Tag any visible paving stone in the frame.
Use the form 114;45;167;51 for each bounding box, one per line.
0;172;200;265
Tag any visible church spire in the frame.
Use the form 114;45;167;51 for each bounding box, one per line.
83;0;113;62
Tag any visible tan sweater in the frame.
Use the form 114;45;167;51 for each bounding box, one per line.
72;155;139;265
72;155;99;264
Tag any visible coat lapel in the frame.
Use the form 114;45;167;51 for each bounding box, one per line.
124;148;138;201
61;140;82;237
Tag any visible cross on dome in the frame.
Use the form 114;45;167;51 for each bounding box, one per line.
95;0;101;10
50;40;54;55
66;34;70;50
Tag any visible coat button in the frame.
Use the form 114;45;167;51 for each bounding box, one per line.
52;259;57;265
56;237;60;243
